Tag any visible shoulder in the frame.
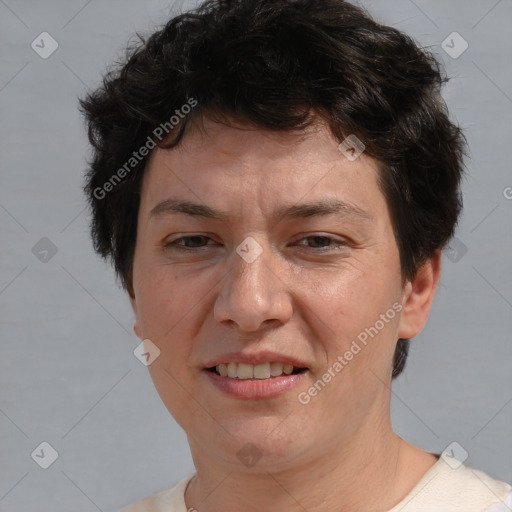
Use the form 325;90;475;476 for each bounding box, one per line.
389;454;512;512
117;474;195;512
485;490;512;512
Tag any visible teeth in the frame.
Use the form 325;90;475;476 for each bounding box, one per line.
227;362;237;378
215;362;301;379
253;362;270;379
283;364;293;375
270;362;284;376
237;363;253;379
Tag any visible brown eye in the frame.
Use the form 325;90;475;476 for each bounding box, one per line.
165;235;212;250
296;235;347;251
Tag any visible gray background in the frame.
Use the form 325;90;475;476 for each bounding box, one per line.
0;0;511;511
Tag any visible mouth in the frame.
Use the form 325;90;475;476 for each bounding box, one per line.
206;362;308;380
204;361;309;399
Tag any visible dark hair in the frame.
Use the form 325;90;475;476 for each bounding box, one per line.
80;0;466;379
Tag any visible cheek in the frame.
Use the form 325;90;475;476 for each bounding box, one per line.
300;263;402;423
133;267;192;374
303;266;395;326
135;261;199;335
297;253;402;359
136;265;207;426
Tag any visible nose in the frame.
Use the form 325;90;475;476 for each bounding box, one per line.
213;240;293;332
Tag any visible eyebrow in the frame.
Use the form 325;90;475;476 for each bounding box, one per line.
149;197;372;223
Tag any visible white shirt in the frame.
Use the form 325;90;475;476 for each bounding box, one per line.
117;456;512;511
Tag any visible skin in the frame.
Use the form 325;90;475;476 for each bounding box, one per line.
130;115;442;512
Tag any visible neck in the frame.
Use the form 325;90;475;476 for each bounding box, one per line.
184;418;437;512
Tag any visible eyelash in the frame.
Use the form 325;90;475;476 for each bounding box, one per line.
164;235;348;253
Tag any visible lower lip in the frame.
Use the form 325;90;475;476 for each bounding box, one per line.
204;370;307;399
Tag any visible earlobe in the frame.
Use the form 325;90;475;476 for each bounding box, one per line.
129;295;143;339
397;250;442;340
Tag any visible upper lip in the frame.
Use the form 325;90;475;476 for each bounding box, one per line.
204;350;309;369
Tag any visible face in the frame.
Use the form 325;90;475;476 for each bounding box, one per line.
130;116;435;472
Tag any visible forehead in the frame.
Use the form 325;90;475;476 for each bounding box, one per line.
140;116;385;219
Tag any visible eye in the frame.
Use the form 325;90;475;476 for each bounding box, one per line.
164;235;214;250
163;234;348;253
295;235;348;252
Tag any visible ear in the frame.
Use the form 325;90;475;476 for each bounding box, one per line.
398;249;442;339
129;295;143;339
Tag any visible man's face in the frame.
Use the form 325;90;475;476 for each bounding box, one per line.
130;117;412;470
